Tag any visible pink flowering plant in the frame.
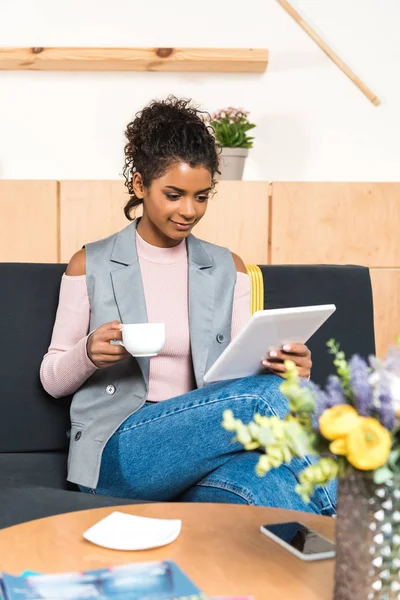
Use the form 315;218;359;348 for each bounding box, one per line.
222;340;400;503
209;107;256;148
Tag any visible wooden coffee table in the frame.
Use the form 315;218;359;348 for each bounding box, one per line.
0;503;335;598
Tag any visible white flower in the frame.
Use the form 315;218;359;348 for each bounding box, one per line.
388;373;400;412
368;370;400;413
369;372;380;387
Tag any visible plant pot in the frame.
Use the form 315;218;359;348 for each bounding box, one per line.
218;147;248;180
334;471;400;599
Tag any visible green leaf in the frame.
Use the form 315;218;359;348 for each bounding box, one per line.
221;409;236;431
295;483;311;504
212;117;256;148
244;441;260;451
248;421;261;439
257;426;275;446
256;454;272;476
373;465;394;485
232;132;241;144
236;425;253;446
282;445;293;463
285;421;313;457
388;447;400;472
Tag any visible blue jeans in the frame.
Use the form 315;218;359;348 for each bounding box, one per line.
82;375;336;515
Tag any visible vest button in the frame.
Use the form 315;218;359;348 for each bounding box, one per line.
216;333;224;343
106;385;116;395
75;431;82;441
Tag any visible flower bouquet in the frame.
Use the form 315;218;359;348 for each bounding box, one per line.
222;340;400;599
209;107;256;180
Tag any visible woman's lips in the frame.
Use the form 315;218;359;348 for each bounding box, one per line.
170;220;193;231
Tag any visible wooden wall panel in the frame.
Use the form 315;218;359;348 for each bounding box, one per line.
60;180;270;265
194;181;270;264
59;181;133;263
370;269;400;358
270;182;400;267
0;180;58;262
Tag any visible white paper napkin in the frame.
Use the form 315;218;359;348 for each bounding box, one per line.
83;511;182;551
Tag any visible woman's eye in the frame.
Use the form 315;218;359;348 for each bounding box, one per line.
197;196;209;203
166;194;180;200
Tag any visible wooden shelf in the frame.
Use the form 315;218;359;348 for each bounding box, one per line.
0;47;268;73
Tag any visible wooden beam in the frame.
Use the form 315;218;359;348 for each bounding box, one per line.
276;0;381;106
0;47;268;73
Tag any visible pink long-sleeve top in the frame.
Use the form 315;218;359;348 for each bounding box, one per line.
40;232;251;401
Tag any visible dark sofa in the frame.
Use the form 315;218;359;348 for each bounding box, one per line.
0;263;375;529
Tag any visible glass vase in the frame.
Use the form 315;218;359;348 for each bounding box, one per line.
334;471;400;600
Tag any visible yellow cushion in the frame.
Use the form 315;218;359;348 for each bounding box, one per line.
245;265;264;315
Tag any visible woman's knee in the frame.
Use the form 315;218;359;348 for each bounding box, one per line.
226;374;289;420
177;481;253;505
254;374;289;418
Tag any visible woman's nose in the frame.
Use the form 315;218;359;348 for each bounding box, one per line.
178;198;196;219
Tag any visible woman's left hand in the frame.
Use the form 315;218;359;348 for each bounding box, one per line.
262;343;312;379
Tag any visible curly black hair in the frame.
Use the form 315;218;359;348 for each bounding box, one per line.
123;96;219;220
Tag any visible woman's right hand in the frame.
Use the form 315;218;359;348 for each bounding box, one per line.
87;321;130;369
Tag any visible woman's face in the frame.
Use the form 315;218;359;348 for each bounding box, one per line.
133;162;212;246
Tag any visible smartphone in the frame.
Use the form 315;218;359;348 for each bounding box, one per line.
260;521;335;561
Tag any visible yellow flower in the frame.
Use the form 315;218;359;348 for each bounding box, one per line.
346;418;392;471
329;437;347;456
319;405;360;441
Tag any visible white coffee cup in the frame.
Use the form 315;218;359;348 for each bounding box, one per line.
112;323;165;357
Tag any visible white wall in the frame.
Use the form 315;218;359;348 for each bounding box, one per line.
0;0;399;181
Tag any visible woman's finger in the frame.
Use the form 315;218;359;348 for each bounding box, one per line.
262;359;311;379
104;329;123;342
104;342;129;355
266;348;311;364
262;360;286;373
96;352;130;364
95;321;123;342
280;343;310;357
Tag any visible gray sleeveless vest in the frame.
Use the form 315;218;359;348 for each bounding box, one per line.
67;220;237;488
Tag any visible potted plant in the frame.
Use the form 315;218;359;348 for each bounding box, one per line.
209;107;256;180
223;340;400;599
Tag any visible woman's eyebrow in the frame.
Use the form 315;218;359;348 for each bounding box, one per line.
164;185;212;193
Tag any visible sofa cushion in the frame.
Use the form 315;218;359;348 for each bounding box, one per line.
0;452;152;529
0;452;71;490
0;263;71;452
260;265;376;386
0;485;147;529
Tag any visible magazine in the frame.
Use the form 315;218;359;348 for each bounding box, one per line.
0;561;208;600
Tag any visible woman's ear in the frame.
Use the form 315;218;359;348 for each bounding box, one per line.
132;172;145;199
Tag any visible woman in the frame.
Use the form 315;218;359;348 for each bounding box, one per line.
40;97;335;514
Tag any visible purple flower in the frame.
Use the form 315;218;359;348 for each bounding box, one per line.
349;355;373;416
326;375;346;407
377;372;397;430
378;393;396;430
300;379;330;422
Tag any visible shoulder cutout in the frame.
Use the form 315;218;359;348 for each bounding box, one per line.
231;251;247;274
65;248;86;276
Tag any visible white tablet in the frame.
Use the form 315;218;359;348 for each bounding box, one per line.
203;304;336;384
